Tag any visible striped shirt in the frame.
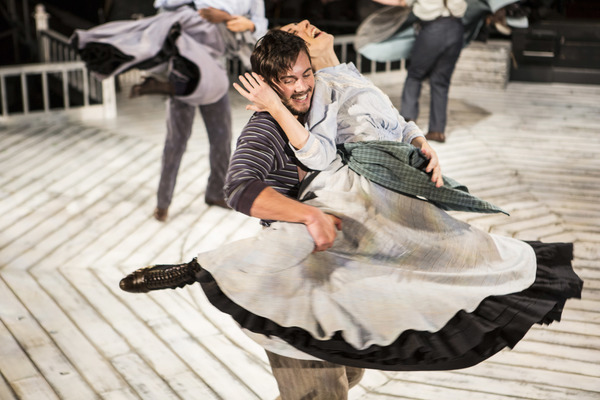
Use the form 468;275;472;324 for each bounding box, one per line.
224;112;301;216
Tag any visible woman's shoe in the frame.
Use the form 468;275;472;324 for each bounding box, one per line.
119;258;201;293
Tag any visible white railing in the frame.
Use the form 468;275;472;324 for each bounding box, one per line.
0;4;116;122
0;61;116;121
0;4;406;123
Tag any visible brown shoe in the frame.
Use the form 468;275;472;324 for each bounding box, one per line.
153;207;168;222
130;77;175;98
119;258;201;293
425;131;446;143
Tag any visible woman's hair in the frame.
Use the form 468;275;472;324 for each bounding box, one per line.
250;29;311;85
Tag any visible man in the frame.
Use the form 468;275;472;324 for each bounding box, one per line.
72;1;268;221
373;0;467;143
122;25;436;398
146;0;268;220
125;28;370;398
225;21;442;246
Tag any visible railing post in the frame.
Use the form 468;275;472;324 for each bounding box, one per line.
102;77;117;119
34;4;50;62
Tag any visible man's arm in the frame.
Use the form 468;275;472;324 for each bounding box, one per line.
224;113;341;251
198;7;255;32
198;7;232;23
250;187;342;252
198;1;267;39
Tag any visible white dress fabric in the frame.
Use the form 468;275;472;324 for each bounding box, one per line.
194;60;581;370
197;156;537;359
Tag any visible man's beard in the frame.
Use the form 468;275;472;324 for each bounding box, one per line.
281;90;312;119
283;101;307;119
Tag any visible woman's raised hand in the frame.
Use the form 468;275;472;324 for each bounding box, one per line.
233;72;283;113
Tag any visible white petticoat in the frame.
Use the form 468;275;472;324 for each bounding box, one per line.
197;157;537;358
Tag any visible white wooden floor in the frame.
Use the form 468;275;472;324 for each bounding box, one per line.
0;74;599;400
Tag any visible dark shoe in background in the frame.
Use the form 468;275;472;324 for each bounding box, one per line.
425;131;446;143
153;207;168;222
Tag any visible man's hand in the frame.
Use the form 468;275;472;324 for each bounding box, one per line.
250;187;342;252
226;16;255;33
198;7;232;23
233;72;283;114
305;212;342;252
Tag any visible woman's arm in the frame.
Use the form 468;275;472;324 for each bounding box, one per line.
371;0;408;6
233;72;311;150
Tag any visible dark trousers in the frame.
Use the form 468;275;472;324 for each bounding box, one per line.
157;92;232;210
401;16;464;133
266;350;365;400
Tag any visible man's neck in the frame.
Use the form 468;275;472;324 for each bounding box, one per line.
295;113;307;125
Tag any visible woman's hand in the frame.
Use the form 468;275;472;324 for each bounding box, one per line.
419;141;443;187
233;72;284;114
411;136;443;187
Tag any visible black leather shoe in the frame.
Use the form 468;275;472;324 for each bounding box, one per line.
119;258;201;293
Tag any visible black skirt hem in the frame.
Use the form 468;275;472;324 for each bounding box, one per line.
198;241;582;371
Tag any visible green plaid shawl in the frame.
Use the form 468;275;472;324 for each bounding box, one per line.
338;141;508;215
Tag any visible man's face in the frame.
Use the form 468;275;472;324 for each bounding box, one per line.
274;51;315;117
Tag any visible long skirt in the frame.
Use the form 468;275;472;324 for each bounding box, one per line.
196;157;583;371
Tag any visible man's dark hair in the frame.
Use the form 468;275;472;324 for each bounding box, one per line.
251;29;311;86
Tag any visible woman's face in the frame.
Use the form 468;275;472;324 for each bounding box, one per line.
280;20;334;58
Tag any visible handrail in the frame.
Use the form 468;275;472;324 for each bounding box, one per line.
0;60;87;75
0;60;116;121
0;4;407;123
0;3;116;122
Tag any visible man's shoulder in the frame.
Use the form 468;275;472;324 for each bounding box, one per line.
240;112;286;144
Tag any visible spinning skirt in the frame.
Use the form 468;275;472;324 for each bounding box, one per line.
196;158;583;370
71;7;228;106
